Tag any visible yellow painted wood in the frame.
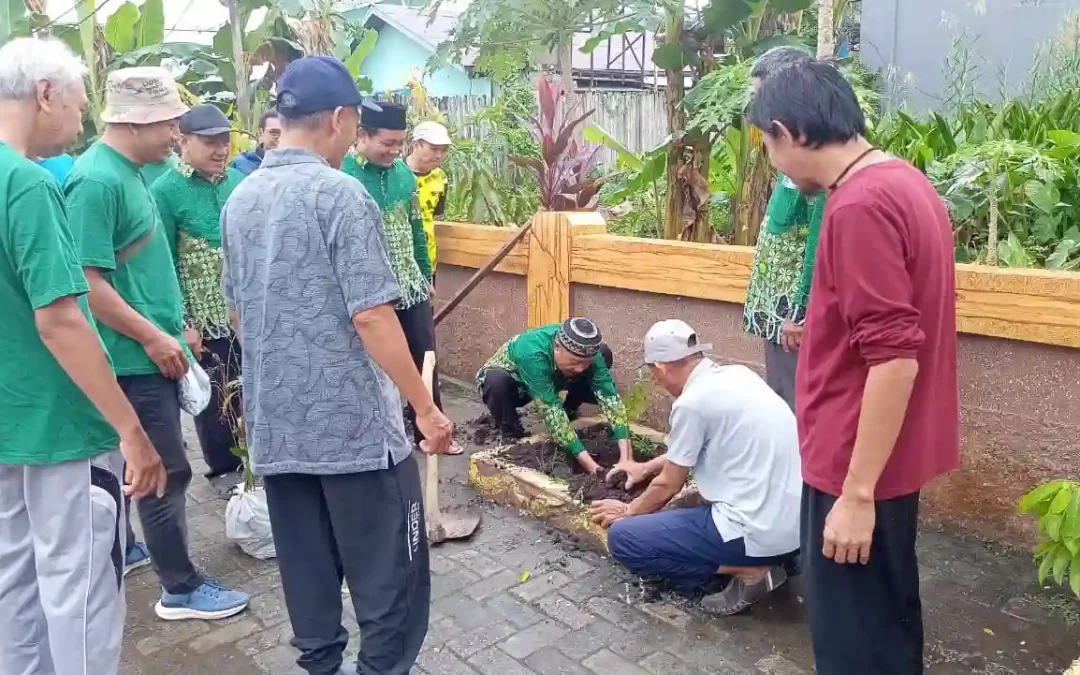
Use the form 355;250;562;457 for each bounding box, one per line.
434;220;1080;349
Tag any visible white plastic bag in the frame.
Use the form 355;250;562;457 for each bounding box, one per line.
178;361;212;416
225;484;276;560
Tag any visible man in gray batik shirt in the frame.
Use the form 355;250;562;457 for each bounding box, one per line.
220;56;452;675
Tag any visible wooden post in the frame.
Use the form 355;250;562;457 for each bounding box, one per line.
526;212;606;328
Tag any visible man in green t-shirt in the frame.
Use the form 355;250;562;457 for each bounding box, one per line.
0;37;165;675
66;67;250;623
152;104;245;492
476;318;633;476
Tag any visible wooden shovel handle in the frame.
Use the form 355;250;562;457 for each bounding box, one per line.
420;352;443;527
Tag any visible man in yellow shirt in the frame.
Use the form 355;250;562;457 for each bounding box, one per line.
405;121;451;280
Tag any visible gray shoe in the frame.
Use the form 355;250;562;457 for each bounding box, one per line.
701;566;788;616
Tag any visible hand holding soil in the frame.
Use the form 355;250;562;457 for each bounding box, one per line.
606;460;650;489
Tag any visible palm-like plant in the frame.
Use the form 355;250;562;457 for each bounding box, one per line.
509;76;603;211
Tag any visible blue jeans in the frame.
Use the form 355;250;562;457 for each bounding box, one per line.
607;506;799;592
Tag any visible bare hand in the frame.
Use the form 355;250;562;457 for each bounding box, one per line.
427;282;436;299
822;493;876;564
575;451;602;475
589;499;628;528
780;320;804;353
143;330;189;380
120;428;167;499
183;327;204;360
606;460;651;489
416;407;453;455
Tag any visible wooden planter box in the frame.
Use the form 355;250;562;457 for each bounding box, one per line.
467;418;669;553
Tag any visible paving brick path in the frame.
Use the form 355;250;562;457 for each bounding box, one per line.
118;388;1079;675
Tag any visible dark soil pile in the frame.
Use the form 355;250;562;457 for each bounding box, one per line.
500;427;665;503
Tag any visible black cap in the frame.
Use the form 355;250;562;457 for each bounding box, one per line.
555;318;603;358
276;55;364;118
361;100;407;131
179;104;231;136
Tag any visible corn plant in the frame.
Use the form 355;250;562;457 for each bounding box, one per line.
1019;479;1080;598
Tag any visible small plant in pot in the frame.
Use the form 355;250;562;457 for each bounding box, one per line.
222;378;276;559
509;75;604;211
1018;477;1080;598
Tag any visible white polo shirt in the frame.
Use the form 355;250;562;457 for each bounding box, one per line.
665;359;802;557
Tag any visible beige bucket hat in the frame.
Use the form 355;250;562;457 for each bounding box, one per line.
101;67;188;125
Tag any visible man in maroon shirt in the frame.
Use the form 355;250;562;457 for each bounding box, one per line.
748;60;959;674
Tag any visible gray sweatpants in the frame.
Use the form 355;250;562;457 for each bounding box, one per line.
0;450;127;675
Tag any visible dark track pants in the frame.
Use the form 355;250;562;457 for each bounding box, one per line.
193;336;243;478
396;301;442;443
263;455;430;675
801;484;924;675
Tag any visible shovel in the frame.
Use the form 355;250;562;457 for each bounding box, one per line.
421;351;481;545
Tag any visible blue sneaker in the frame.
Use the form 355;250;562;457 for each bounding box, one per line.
154;578;250;621
124;542;152;577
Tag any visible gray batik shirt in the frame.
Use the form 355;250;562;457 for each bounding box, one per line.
220;147;411;476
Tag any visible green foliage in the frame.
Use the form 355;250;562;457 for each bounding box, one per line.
1019;479;1080;598
622;371;653;424
442;78;541;225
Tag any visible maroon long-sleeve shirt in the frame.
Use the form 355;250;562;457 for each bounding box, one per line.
796;160;960;500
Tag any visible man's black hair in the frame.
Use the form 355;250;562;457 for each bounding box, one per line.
259;108;279;131
750;46;813;81
747;59;866;149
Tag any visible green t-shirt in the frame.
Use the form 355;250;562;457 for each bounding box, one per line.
141;153;179;186
66;142;189;376
476;324;629;456
0;142;118;464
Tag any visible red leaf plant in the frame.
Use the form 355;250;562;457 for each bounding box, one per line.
510;75;604;211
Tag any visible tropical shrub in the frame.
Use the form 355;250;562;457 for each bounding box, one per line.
1019;479;1080;598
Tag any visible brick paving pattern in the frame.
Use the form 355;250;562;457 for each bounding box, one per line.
117;389;1079;675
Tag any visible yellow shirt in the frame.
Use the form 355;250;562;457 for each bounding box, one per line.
414;167;447;272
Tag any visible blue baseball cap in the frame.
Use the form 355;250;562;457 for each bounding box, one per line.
276;56;363;118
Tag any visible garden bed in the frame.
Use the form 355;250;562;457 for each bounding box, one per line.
468;418;669;552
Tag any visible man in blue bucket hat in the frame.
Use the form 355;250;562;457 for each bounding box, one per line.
220;55;453;675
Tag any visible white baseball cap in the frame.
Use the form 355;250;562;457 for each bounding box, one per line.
641;320;713;366
412;121;452;146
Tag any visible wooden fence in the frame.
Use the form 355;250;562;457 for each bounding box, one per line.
436;217;1080;349
421;90;670;170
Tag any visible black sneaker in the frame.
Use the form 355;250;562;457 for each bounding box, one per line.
700;566;788;616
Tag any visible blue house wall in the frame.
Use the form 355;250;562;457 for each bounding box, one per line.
352;21;493;98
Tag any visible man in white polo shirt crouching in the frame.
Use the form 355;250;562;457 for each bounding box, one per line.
590;319;802;615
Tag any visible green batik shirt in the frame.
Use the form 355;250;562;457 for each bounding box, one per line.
151;161;242;339
341;154;431;309
476;324;629;456
742;174;826;344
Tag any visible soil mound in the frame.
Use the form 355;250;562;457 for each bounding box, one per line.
500;427;664;503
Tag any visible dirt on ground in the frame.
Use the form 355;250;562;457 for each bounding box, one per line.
500;426;664;503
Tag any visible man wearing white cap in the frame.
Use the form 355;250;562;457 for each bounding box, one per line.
591;319;802;615
66;67;250;622
406;120;451;280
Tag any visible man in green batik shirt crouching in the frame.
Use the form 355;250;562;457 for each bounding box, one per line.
343;101;463;454
151;103;245;491
477;318;633;477
741;47;825;410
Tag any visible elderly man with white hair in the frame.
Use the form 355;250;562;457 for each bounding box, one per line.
0;37;166;675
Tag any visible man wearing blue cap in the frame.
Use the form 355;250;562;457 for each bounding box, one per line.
220;55;453;675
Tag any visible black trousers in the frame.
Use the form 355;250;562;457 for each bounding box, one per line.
119;373;201;594
801;484;924;675
264;455;430;675
194;336;243;477
479;344;614;433
396;301;442;443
